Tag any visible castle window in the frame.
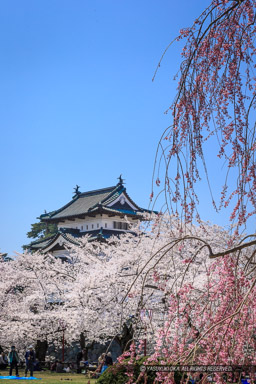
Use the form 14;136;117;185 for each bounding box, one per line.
86;225;88;230
105;223;107;228
92;224;94;229
81;225;83;231
113;221;128;230
97;223;99;228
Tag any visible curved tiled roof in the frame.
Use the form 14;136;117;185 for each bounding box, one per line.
29;227;131;252
40;182;148;222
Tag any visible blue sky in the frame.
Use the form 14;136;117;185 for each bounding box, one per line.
1;0;251;256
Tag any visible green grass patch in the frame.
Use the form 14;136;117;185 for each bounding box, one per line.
0;370;97;384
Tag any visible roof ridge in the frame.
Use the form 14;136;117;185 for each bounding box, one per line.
80;185;116;197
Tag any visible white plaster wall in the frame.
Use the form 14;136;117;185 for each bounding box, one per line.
57;214;138;232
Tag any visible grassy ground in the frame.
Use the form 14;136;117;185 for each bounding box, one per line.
0;370;97;384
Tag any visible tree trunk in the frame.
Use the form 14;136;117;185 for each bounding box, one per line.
35;340;48;362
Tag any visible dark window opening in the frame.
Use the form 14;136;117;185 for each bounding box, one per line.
113;221;129;230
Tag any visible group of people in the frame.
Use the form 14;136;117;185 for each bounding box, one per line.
76;348;113;377
50;360;75;373
1;345;114;378
0;345;37;377
94;352;113;376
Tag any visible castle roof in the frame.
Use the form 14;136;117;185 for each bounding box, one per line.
40;180;150;222
29;227;133;253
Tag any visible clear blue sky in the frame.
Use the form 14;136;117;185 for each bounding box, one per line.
1;0;248;256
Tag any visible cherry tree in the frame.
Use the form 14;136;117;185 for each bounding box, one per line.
0;251;72;352
113;1;256;382
117;247;256;384
1;214;256;384
0;217;245;357
152;0;256;233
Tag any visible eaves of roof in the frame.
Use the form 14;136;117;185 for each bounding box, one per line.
28;227;134;252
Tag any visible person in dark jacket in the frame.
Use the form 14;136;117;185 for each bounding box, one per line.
25;345;36;377
76;348;88;373
8;346;19;376
105;352;113;366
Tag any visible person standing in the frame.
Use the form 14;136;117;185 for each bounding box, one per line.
25;345;36;377
8;346;19;377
